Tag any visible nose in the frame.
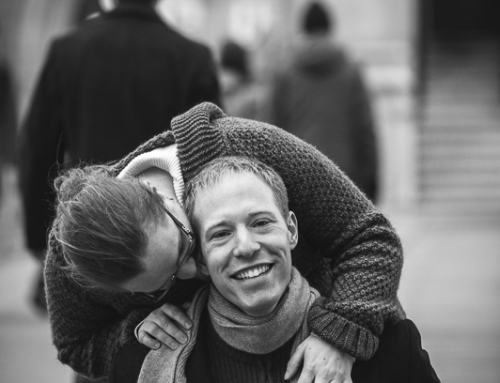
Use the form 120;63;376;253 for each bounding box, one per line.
233;227;260;258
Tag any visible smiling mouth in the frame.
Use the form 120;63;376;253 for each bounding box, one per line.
233;264;272;280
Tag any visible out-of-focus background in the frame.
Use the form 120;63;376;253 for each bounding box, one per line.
0;0;499;382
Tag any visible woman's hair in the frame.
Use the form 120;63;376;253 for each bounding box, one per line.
53;166;165;289
185;156;289;223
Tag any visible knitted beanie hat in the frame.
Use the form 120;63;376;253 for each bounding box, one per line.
303;1;331;34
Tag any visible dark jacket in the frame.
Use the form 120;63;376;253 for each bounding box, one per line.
18;3;220;252
269;38;378;201
0;59;17;167
45;103;404;378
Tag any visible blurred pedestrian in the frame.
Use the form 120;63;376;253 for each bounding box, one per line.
72;0;101;23
17;0;220;380
268;1;379;202
219;40;267;120
0;27;17;203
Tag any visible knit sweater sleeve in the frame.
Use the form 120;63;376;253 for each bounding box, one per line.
172;103;405;361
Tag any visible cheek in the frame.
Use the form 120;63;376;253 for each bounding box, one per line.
204;251;232;289
202;242;228;269
205;254;224;278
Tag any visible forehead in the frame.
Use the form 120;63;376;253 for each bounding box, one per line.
193;172;278;221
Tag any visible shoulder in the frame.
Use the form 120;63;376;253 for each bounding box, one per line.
51;16;103;46
158;23;212;58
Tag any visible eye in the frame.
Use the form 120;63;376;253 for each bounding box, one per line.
253;219;271;228
211;230;231;240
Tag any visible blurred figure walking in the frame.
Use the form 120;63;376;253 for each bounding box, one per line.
0;27;17;203
268;1;379;202
17;0;220;380
219;40;267;120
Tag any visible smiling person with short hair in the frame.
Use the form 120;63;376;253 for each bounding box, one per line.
137;156;339;383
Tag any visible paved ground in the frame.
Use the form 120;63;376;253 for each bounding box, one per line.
393;212;500;382
0;167;73;382
1;166;499;383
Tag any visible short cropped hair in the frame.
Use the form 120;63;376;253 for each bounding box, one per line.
54;166;165;289
185;156;289;223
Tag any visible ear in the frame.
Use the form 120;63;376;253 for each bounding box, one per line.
287;211;298;250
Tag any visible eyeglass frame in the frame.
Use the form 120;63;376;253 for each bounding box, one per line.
139;206;196;301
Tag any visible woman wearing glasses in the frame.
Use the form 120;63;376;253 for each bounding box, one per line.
47;102;405;381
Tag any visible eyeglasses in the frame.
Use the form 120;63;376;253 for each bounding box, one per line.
140;207;196;301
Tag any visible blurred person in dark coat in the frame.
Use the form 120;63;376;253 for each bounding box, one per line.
17;0;220;349
218;40;268;121
268;1;378;202
72;0;101;23
0;26;17;202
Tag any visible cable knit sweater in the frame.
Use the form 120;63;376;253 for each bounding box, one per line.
45;102;404;379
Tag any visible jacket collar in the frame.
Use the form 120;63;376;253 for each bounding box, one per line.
103;3;165;26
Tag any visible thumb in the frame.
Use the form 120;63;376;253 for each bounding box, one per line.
285;344;305;380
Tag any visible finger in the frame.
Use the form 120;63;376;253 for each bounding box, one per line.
148;311;189;343
140;320;186;349
314;370;339;383
296;365;315;383
342;369;354;383
160;303;192;330
315;365;353;383
284;345;305;381
137;331;161;350
181;301;192;311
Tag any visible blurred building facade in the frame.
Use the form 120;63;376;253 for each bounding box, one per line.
1;0;499;214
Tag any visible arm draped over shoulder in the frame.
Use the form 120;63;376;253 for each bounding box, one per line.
172;103;405;360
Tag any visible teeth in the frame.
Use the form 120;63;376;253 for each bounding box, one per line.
235;265;270;280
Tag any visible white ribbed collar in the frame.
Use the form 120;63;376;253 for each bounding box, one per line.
117;144;185;206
